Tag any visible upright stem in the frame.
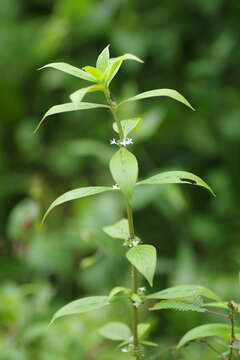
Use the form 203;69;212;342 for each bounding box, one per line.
229;310;235;360
104;86;139;355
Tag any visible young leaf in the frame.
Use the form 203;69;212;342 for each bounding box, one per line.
99;322;131;341
177;323;239;349
70;85;104;106
109;148;138;199
126;245;157;287
150;299;205;312
38;62;96;82
105;53;143;85
118;89;194;110
82;66;104;81
96;44;110;72
50;296;109;325
137;170;215;196
35;102;109;132
147;284;221;302
113;118;142;138
108;286;132;301
138;323;151;339
103;218;129;240
43;186;115;222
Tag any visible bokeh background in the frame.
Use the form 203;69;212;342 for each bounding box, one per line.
1;1;240;359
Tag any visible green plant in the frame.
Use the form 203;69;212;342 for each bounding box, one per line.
35;45;235;359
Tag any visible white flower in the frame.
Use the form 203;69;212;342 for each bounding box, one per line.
121;347;129;353
138;287;146;293
112;184;119;189
133;302;141;308
110;138;117;145
132;239;140;246
119;137;133;146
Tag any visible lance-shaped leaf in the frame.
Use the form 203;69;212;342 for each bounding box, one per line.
137;170;215;196
35;102;109;132
96;44;110;72
118;89;194;110
43;186;115;223
150;298;205;313
39;62;96;82
105;53;143;85
103;218;129;240
177;323;240;349
99;322;131;341
147;284;221;302
108;286;132;301
70;84;104;106
82;66;104;81
50;296;109;325
126;245;157;287
113;118;142;138
109;148;138;199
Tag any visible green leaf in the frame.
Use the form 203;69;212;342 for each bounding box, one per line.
118;89;194;110
50;296;109;325
109;148;138;199
38;62;96;82
126;245;157;287
105;53;143;85
147;284;221;302
137;170;215;196
103;218;129;240
82;66;104;81
204;302;240;311
150;299;205;312
43;186;115;223
108;286;131;301
177;323;240;349
140;340;158;347
35;102;109;132
96;44;110;72
113;118;142;137
138;323;151;339
99;322;131;341
70;85;104;106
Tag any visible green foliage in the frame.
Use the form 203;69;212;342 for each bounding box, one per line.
150;298;205;313
103;218;129;240
113;118;142;138
126;245;157;286
99;322;132;341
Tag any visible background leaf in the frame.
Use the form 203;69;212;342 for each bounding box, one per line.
126;245;157;286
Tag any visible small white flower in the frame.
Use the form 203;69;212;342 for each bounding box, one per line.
138;287;146;293
119;137;133;146
132;239;140;246
112;184;119;189
133;302;141;308
121;347;129;353
110;138;117;145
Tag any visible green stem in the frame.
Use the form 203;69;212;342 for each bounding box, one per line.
104;87;124;140
229;310;235;360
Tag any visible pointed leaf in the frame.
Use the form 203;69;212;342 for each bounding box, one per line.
147;285;221;302
177;323;240;349
108;286;131;301
138;323;151;339
105;53;143;85
96;44;110;72
137;171;215;196
109;148;138;199
70;84;104;106
82;66;104;81
43;186;115;222
126;245;156;286
50;296;109;325
103;218;129;240
35;102;109;132
113;118;142;137
39;62;96;82
118;89;194;110
99;322;131;341
150;299;205;312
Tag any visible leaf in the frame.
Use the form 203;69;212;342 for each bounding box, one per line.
35;102;109;132
204;302;240;312
99;322;131;341
137;170;215;196
140;340;158;347
150;299;205;312
108;286;131;301
118;89;194;110
103;218;129;240
43;186;115;222
177;323;240;349
96;44;110;72
70;85;104;106
109;148;138;199
38;62;96;82
50;296;109;325
147;284;221;302
138;323;151;339
82;66;104;81
105;53;143;85
113;118;142;137
126;245;157;286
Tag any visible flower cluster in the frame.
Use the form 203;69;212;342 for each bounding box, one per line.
110;137;133;146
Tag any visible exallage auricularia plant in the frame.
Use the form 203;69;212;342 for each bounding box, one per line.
36;46;240;359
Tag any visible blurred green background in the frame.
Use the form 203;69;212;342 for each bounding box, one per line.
1;1;240;359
